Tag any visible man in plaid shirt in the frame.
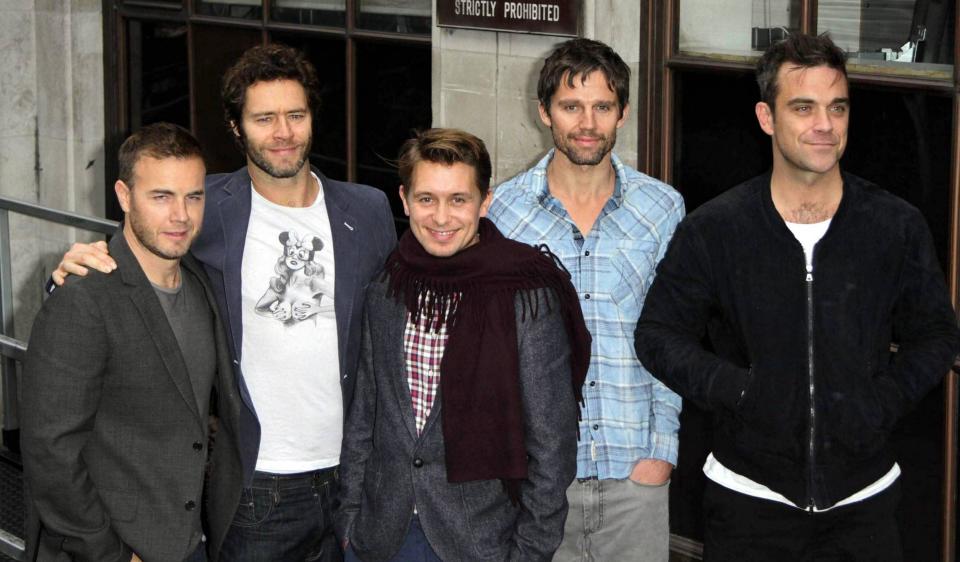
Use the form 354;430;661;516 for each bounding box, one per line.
488;38;685;562
336;128;590;561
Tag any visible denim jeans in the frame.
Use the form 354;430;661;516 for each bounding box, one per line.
220;467;341;562
345;516;441;562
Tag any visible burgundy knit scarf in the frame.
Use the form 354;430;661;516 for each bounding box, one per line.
384;218;590;497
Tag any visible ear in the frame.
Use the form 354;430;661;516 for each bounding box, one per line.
309;236;323;251
114;180;132;213
279;231;291;245
616;103;630;129
538;102;553;128
398;185;411;217
479;189;493;218
756;102;775;136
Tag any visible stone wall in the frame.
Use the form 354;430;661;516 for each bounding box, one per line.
0;0;105;343
432;0;642;185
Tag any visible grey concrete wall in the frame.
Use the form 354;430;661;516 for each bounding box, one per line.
0;0;105;342
432;0;642;185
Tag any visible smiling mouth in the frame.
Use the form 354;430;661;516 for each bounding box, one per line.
428;228;457;239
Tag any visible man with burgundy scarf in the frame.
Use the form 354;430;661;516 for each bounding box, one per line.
335;128;591;561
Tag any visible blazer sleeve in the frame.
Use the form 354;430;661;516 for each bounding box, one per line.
509;289;579;561
21;285;134;562
335;293;379;543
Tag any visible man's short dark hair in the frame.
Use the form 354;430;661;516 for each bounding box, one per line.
117;122;203;187
221;44;321;134
756;33;848;110
537;38;630;117
398;129;492;198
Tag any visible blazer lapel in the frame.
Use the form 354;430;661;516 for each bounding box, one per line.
321;171;360;373
112;232;201;423
376;287;419;440
217;170;252;357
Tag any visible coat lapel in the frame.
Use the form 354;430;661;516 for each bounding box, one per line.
374;285;419;440
321;172;360;373
112;231;201;423
216;170;253;356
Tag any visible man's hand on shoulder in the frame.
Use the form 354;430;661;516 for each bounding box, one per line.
628;458;673;486
52;240;116;286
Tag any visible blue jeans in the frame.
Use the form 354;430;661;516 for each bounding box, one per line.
345;516;441;562
220;467;341;562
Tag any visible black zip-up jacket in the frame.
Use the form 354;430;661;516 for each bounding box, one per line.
635;171;959;509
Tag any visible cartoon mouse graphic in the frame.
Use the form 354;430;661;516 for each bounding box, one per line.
255;230;327;324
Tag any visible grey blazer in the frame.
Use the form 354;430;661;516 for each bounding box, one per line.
21;231;244;562
336;278;578;562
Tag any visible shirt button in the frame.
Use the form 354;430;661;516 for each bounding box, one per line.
584;251;590;256
592;424;599;430
589;381;596;387
184;500;196;511
192;441;203;451
413;458;424;468
584;294;591;300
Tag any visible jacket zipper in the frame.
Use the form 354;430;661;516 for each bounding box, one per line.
805;261;817;511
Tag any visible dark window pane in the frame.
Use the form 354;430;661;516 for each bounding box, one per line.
356;41;431;220
269;33;347;182
671;70;953;561
126;20;190;131
271;0;345;27
195;0;263;19
191;24;262;173
356;0;430;34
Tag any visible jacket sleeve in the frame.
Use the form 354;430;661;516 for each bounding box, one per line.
21;285;134;562
642;198;685;466
634;220;752;414
874;211;960;427
334;295;378;543
509;290;579;561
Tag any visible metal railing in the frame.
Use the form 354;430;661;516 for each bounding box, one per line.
0;195;117;561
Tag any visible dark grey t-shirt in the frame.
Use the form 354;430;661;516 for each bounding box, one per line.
152;268;216;423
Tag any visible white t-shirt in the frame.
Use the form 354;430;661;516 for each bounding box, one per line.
704;218;900;511
240;173;342;473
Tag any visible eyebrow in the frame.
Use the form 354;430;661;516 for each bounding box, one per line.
249;108;308;117
786;97;849;106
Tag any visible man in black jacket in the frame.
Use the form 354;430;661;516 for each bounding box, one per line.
634;33;959;561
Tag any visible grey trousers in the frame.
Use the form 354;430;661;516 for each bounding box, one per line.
552;478;670;562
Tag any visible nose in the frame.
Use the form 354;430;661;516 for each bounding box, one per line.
581;108;597;130
433;202;449;225
274;116;294;139
171;197;189;223
812;106;834;133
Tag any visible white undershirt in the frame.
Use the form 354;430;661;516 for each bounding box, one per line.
704;218;900;511
240;173;342;473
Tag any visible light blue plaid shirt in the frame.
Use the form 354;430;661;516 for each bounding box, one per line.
488;150;685;479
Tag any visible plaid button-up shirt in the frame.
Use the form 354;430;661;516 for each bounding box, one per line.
403;300;451;435
488;150;685;479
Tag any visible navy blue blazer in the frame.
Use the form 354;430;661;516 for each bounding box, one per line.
190;166;398;482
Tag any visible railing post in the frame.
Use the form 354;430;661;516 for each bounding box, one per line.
0;207;19;453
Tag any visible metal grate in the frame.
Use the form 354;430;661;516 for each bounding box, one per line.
0;458;23;561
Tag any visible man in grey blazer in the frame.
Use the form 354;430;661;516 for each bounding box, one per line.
22;123;243;562
336;128;590;561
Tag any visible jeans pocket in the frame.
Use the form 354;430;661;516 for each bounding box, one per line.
230;487;276;528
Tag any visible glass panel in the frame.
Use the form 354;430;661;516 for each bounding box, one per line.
356;41;431;222
195;0;263;20
269;33;348;182
356;0;431;34
679;0;802;61
271;0;346;28
191;24;263;173
126;20;190;131
670;69;953;558
818;0;954;79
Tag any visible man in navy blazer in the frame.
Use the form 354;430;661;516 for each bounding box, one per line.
54;45;396;561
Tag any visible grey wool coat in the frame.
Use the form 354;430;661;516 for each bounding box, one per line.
335;277;579;562
21;231;244;562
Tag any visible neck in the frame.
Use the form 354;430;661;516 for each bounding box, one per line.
249;161;317;207
770;164;843;224
122;224;181;288
546;151;616;202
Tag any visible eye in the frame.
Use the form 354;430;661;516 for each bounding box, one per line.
595;104;611;113
152;194;169;201
297;249;311;260
256;116;272;124
794;105;811;113
417;196;432;204
452;196;466;205
289;113;306;121
830;104;847;114
187;193;204;201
